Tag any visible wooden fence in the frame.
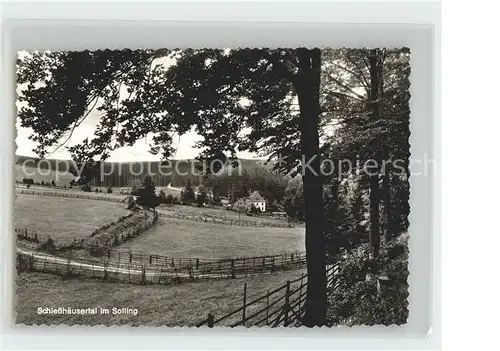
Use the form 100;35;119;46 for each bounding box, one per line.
98;248;306;274
15;227;83;250
196;265;338;327
157;211;293;228
16;188;125;203
17;188;293;228
16;251;152;284
15;247;308;284
86;211;158;252
15;211;158;253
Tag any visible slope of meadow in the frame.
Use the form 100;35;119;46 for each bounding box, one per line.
16;269;305;326
118;216;305;259
14;194;129;241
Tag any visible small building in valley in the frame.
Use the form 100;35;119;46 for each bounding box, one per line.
245;191;266;213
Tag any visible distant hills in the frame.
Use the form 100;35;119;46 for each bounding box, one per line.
15;155;273;187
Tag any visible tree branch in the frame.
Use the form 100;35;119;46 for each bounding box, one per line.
327;75;366;100
45;95;100;157
346;54;370;89
262;50;297;84
331;61;368;89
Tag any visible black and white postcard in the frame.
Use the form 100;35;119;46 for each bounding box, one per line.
14;48;411;327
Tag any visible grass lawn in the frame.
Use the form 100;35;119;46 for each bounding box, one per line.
16;269;306;326
16;186;126;199
159;204;291;226
118;216;305;259
14;194;130;242
15;164;75;186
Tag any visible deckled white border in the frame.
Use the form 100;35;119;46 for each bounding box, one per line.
0;1;441;350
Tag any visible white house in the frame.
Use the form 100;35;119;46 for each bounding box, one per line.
245;191;266;212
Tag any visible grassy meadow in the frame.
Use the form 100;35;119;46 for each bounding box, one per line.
14;193;129;241
118;216;305;259
16;269;305;326
15;164;75;186
159;204;291;226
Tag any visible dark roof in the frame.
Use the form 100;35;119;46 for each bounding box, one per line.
248;191;265;201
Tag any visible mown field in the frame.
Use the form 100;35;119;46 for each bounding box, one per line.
16;269;305;326
14;194;129;241
159;204;290;226
15;164;75;186
118;216;305;259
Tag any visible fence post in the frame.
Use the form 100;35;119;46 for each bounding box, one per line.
266;288;270;325
207;313;214;328
129;252;133;263
242;282;247;326
66;259;71;275
141;265;146;284
149;255;153;265
299;273;305;315
231;259;235;279
196;258;199;270
284;280;291;326
271;257;275;272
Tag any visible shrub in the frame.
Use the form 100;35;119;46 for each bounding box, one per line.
81;184;91;192
107;187;113;194
196;185;208;207
327;239;409;326
136;176;160;210
39;237;56;252
158;190;167;203
22;178;35;185
249;204;260;215
166;193;175;205
180;179;196;204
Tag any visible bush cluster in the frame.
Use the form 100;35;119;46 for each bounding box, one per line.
327;236;409;326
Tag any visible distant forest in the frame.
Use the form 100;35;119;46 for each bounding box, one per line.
15;155;270;188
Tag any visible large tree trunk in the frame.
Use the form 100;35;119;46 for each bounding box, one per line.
368;49;381;258
382;169;393;242
295;48;327;327
368;174;380;257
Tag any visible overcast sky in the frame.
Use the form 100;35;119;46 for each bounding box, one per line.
15;121;259;162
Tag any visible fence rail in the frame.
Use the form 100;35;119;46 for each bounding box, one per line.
86;211;158;252
15;247;309;284
17;188;294;228
16;188;125;203
196;265;338;327
15;227;83;250
16;211;158;253
95;248;307;275
158;211;293;228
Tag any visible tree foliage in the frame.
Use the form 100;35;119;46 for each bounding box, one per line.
136;176;160;210
196;185;208;207
283;175;305;220
180;179;196;204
